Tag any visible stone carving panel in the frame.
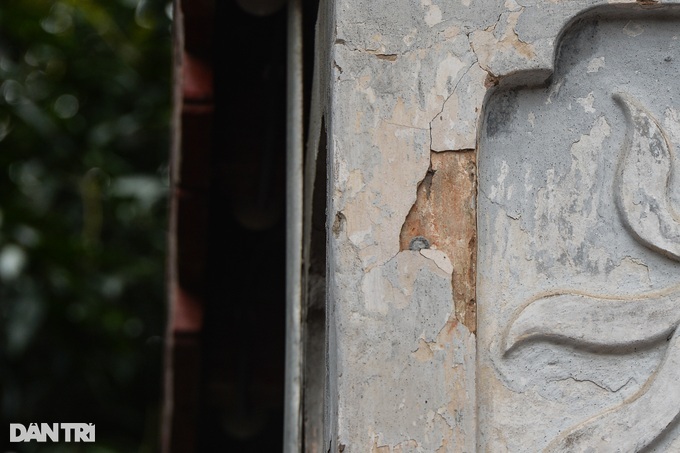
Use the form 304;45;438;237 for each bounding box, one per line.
478;9;680;452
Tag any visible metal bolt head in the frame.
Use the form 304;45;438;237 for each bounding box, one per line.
409;236;430;251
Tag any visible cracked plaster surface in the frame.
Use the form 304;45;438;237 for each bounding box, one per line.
325;0;680;450
478;13;680;451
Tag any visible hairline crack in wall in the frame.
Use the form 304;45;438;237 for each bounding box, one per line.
316;0;680;451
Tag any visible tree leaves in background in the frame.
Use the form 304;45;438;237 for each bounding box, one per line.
0;0;172;451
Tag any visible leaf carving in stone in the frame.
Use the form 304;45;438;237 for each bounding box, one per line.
503;288;680;355
544;329;680;452
503;93;680;452
614;92;680;262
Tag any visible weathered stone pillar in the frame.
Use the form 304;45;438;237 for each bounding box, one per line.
310;0;680;450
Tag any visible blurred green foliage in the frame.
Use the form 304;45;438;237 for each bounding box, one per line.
0;0;172;451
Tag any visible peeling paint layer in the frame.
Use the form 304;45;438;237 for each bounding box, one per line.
400;151;477;332
477;12;680;451
324;1;680;451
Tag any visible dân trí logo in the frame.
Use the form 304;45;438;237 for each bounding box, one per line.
9;423;95;442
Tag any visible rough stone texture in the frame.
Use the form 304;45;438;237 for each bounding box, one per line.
321;0;680;451
478;12;680;452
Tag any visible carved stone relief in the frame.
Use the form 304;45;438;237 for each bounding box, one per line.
478;11;680;452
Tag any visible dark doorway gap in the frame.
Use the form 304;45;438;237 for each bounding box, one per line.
194;1;320;451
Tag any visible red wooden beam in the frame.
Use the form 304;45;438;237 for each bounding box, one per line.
161;1;214;451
